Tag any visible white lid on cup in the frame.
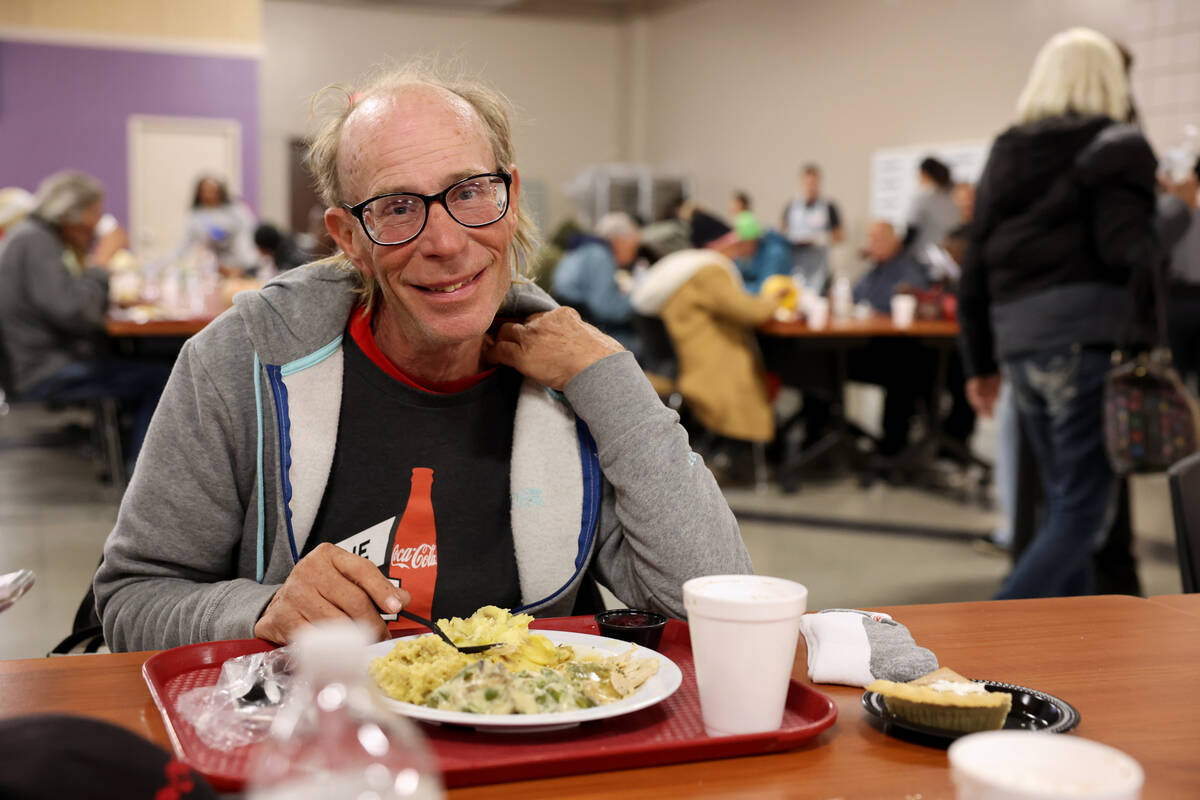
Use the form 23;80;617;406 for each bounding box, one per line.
949;731;1143;800
683;575;808;622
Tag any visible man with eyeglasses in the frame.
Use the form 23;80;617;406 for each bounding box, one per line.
95;66;752;651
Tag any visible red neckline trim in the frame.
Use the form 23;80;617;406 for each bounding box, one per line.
347;305;497;394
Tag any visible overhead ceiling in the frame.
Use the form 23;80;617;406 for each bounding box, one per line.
280;0;698;21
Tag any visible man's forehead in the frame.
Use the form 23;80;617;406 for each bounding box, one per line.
338;85;492;197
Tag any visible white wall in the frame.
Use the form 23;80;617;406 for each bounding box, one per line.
636;0;1136;274
260;1;627;229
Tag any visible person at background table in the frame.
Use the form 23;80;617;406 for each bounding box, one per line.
631;248;787;485
177;175;259;276
781;163;843;295
729;191;763;242
958;28;1188;599
1165;156;1200;387
94;63;751;652
550;211;639;352
852;221;928;313
253;222;312;278
0;171;170;471
841;221;934;458
904;157;960;272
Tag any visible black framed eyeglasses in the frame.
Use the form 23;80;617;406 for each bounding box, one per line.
343;171;512;246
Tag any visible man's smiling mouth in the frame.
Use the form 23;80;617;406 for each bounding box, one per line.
413;268;485;293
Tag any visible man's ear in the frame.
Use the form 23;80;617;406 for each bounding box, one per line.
507;165;521;220
325;207;374;279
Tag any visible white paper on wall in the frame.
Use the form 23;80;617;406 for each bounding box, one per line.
868;141;990;229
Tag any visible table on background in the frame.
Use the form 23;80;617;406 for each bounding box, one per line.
758;316;985;494
1;595;1195;799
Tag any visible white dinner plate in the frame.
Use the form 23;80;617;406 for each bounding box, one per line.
365;630;683;733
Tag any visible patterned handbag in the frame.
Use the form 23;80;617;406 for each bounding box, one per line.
1104;348;1200;474
1103;240;1200;473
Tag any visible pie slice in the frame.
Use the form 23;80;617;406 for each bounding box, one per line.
866;667;1012;732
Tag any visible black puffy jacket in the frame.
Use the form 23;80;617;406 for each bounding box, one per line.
958;114;1162;377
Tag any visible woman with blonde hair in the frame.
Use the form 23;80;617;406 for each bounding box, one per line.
957;28;1188;598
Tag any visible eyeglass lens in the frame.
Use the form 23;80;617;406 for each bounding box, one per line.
362;174;508;244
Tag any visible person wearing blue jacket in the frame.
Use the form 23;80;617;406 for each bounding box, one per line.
551;212;638;349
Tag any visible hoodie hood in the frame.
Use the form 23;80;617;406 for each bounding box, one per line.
232;258;557;365
631;249;742;315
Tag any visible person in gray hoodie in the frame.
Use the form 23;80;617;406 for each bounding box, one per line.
94;65;752;652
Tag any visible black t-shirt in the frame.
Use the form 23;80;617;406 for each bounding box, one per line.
304;333;523;619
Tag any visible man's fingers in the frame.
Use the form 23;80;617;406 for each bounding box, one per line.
328;544;408;614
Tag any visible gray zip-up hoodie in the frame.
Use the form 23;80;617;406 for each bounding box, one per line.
94;262;751;651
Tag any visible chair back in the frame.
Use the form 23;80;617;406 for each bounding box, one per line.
632;314;678;380
1167;451;1200;592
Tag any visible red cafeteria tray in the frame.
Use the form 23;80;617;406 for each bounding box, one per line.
142;615;838;792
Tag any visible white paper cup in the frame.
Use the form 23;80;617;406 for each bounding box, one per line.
683;575;807;736
806;297;830;330
949;731;1143;800
891;293;917;327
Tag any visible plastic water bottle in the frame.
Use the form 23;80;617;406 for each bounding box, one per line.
247;622;444;800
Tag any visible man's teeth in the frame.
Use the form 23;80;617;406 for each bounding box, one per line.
426;278;469;293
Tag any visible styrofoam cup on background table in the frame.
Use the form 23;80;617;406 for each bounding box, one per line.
949;731;1143;800
682;575;808;737
805;297;830;329
891;293;917;327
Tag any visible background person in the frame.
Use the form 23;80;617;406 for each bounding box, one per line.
177;175;259;275
781;163;843;294
905;156;960;270
1166;156;1200;387
0;171;169;470
550;211;639;351
958;28;1186;599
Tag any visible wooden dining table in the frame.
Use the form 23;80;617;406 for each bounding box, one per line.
104;278;260;338
1148;593;1200;617
1;595;1195;799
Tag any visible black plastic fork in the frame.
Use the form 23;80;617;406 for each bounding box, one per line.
396;609;499;654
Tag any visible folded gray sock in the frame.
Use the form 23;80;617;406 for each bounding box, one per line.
799;608;939;687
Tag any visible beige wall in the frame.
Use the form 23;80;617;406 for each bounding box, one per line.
260;1;627;229
0;0;261;44
637;0;1133;274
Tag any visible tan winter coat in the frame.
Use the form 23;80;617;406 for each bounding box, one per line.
659;264;777;443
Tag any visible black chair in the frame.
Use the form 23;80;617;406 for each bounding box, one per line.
1168;451;1200;593
0;327;125;489
633;313;769;489
632;314;678;383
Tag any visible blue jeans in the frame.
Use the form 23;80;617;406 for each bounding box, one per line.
996;345;1114;599
23;359;171;471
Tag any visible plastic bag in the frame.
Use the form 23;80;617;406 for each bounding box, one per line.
177;648;299;751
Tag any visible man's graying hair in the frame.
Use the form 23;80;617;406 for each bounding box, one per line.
306;62;538;310
33;171;103;226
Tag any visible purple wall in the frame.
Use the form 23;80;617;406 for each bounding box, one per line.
0;39;259;221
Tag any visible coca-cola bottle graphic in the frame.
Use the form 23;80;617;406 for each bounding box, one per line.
386;467;439;619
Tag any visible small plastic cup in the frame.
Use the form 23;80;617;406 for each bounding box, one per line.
595;609;667;649
683;575;807;737
891;293;917;327
949;731;1143;800
806;297;830;330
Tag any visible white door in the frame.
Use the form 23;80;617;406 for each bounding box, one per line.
127;115;242;262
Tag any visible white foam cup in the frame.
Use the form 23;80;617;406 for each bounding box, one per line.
949;731;1143;800
891;293;917;327
683;575;808;736
806;297;830;330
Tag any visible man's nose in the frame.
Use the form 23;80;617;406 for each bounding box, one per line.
418;200;468;256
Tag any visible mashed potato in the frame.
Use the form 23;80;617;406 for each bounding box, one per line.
370;606;575;705
369;635;472;704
